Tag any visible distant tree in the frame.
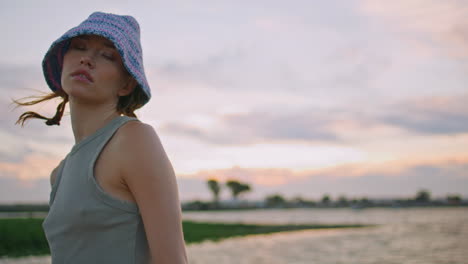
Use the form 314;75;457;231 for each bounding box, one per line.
265;194;286;207
184;200;211;210
337;195;349;206
356;197;371;207
447;194;461;204
206;178;221;204
226;180;252;200
290;196;316;207
292;196;304;205
321;194;331;204
415;189;431;202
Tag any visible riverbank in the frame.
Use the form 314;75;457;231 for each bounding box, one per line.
0;218;369;258
2;208;466;264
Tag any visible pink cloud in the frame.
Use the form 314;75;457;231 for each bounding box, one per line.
359;0;468;58
0;153;61;182
178;154;468;187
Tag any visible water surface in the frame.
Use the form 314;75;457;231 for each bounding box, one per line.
1;207;467;264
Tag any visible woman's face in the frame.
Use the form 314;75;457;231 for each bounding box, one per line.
61;34;135;105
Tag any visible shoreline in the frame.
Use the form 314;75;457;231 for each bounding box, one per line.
0;218;371;259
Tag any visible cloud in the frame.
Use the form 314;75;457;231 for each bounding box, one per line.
0;152;63;204
0;63;45;96
0;176;51;204
179;155;468;200
1;1;467;204
160;108;341;145
186;154;468;183
0;153;62;181
1;151;467;203
158;93;468;147
359;0;468;58
0;107;73;166
0;64;74;166
282;161;468;199
378;94;468;135
154;47;247;91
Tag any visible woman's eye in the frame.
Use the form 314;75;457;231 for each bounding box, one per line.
102;52;115;61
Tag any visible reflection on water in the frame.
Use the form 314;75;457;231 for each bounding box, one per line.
1;208;467;264
184;208;468;264
182;207;468;225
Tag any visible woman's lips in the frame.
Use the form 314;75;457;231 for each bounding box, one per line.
70;69;94;83
71;74;93;83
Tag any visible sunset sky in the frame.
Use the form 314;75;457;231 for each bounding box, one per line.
1;0;467;203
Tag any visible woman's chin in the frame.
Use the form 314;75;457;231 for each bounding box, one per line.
63;83;94;97
65;89;100;104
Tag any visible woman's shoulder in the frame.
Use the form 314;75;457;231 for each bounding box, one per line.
113;119;170;178
121;119;154;134
115;119;162;152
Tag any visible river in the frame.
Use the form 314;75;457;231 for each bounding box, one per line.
1;207;467;264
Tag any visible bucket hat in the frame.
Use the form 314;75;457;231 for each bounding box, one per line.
42;11;151;105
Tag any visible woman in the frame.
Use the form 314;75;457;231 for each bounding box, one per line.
14;12;188;264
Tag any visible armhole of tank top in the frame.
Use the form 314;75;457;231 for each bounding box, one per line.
49;157;67;207
87;117;141;214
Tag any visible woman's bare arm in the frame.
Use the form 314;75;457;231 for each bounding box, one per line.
117;122;188;264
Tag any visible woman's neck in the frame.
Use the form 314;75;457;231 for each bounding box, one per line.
69;98;121;144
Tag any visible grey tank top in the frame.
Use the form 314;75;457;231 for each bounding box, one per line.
42;115;151;264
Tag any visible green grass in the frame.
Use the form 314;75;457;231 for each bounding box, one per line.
0;218;370;258
0;218;50;257
182;221;369;243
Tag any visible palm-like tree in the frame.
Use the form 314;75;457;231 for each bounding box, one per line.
207;178;221;204
226;180;251;200
321;194;331;204
415;189;431;202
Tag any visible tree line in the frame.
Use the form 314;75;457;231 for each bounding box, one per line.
0;181;464;212
181;179;466;210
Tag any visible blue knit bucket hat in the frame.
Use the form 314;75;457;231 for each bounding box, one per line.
42;11;151;105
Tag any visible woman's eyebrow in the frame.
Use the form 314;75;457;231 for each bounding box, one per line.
103;41;116;49
75;35;116;49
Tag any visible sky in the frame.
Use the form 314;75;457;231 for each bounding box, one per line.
1;0;467;204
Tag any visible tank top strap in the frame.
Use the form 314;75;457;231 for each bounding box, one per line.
50;116;139;208
48;156;68;207
86;115;141;213
69;116;139;156
93;115;140;153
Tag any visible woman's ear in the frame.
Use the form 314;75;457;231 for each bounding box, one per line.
118;77;138;97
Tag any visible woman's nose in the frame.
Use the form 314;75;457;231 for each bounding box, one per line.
80;56;94;68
